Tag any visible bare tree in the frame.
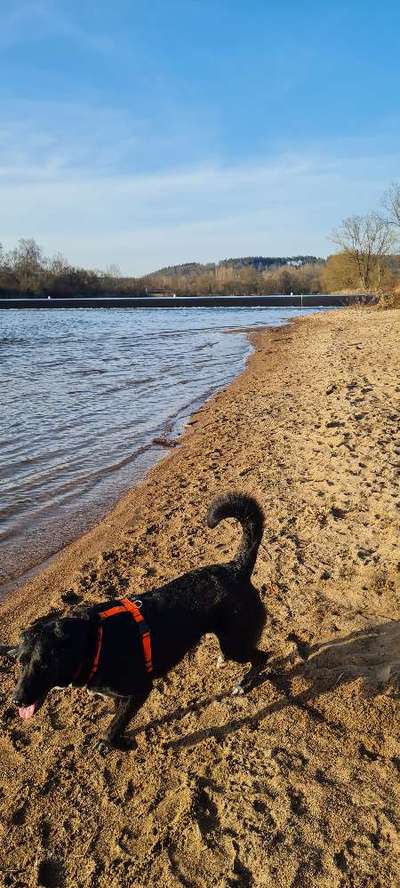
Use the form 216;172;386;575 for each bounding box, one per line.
382;182;400;229
0;242;8;287
48;252;70;276
99;263;122;292
10;238;45;292
331;213;395;290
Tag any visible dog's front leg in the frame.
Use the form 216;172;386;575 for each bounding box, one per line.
232;649;270;696
98;690;150;752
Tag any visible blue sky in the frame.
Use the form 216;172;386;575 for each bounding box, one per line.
1;0;400;274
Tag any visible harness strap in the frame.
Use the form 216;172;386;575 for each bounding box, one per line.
75;598;153;686
86;624;103;684
120;598;153;675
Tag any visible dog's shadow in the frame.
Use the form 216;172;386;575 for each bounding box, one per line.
129;620;400;751
304;619;400;690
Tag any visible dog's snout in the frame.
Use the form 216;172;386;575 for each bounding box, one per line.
12;686;25;706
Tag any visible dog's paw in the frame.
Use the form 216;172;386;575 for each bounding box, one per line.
232;683;245;696
95;738;111;756
113;736;138;751
96;735;137;754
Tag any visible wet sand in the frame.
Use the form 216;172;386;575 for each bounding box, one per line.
1;308;400;887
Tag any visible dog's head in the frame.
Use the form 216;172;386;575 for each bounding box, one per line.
13;616;85;720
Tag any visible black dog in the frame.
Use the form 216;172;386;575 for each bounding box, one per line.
12;492;268;750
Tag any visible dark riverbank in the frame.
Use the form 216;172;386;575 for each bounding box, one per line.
0;293;375;309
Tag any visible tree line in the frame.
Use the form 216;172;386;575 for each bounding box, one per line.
1;182;400;299
0;241;144;298
143;260;324;296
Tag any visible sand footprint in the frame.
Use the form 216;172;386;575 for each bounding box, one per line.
37;856;65;888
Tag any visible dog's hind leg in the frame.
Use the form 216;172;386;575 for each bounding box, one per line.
99;689;151;752
232;649;270;696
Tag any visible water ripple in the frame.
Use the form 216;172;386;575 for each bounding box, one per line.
0;305;318;589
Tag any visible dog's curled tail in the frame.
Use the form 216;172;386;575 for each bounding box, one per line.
207;492;264;578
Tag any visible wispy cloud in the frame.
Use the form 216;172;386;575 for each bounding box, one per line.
0;102;141;181
1;100;399;274
2;155;398;274
0;98;219;184
0;1;114;53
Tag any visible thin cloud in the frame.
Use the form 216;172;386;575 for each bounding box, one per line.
1;101;399;274
2;146;399;274
0;1;114;53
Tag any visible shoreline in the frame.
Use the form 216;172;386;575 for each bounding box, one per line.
0;319;257;599
0;316;262;618
1;307;400;887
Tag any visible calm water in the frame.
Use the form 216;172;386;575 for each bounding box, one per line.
0;306;318;590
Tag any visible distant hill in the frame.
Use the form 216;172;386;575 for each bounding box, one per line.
145;256;323;279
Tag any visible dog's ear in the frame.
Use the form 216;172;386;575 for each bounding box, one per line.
22;612;62;642
30;611;63;628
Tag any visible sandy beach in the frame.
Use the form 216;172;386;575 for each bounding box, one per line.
1;307;400;888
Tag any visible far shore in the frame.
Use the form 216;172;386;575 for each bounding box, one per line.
1;307;399;887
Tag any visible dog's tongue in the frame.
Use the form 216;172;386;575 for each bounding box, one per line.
18;703;37;720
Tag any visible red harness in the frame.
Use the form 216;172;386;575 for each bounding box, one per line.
79;598;153;686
